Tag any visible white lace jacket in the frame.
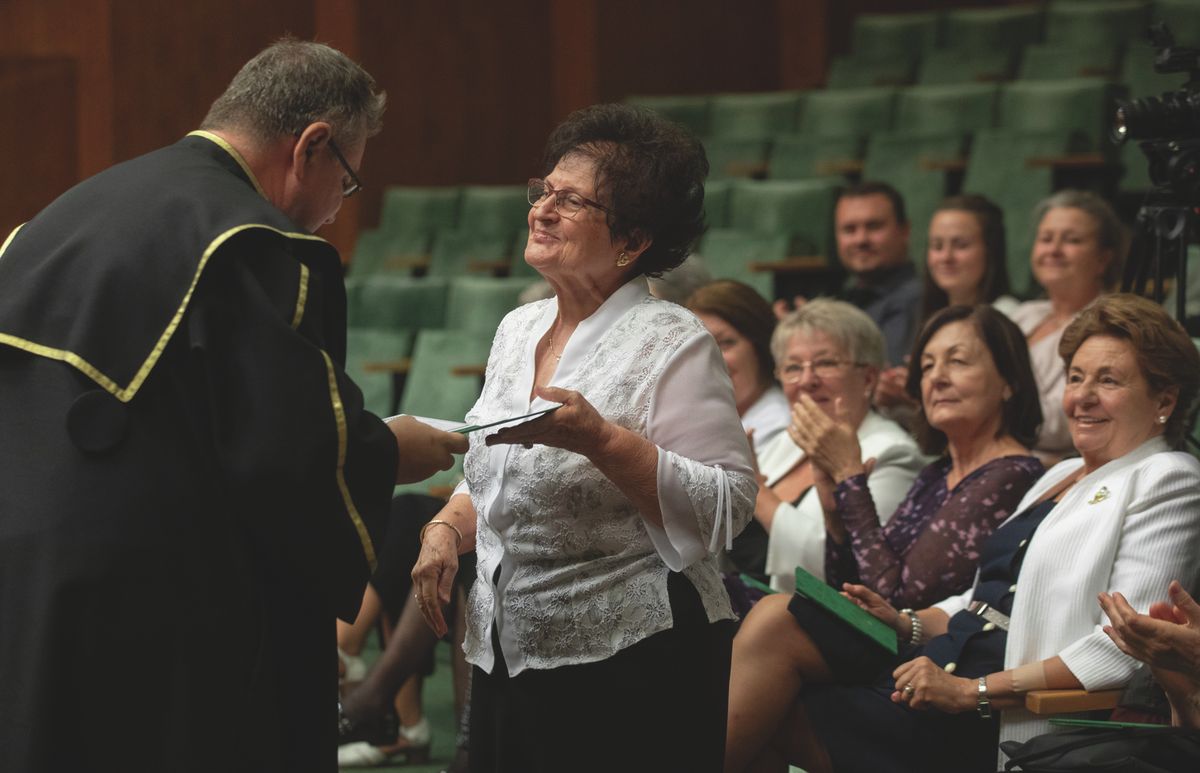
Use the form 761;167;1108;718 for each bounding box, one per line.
459;278;756;676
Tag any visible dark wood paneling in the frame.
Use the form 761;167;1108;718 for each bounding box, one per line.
356;0;553;227
0;58;78;237
110;1;315;162
595;0;780;99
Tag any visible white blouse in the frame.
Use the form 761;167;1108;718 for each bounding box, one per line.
741;385;790;452
1009;300;1076;459
758;412;926;591
459;278;756;676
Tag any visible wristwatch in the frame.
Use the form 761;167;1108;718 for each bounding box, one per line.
976;676;992;719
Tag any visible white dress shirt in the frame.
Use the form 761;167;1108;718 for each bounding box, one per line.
459;277;756;676
741;385;790;452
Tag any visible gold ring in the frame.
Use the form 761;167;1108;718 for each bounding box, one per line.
902;683;914;696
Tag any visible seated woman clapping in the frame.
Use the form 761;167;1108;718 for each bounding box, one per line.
793;304;1044;612
725;294;1200;773
752;300;924;591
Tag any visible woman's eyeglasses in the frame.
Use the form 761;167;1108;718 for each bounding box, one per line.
527;178;608;220
778;359;864;384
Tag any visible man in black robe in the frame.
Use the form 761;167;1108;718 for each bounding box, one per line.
0;39;467;772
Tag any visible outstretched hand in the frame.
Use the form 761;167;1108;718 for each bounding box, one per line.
484;386;614;459
387;416;470;484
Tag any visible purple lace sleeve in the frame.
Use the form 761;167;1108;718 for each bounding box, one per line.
828;456;1043;609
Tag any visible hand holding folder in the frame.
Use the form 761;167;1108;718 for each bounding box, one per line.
794;566;898;655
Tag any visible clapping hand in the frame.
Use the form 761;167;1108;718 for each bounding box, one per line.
1100;582;1200;680
787;394;865;483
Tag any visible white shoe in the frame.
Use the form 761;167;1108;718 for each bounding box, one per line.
399;716;431;746
338;648;367;682
337;741;386;768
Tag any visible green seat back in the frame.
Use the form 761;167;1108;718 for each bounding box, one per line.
916;49;1016;85
1016;44;1121;81
895;83;1000;134
798;87;897;138
703;179;734;228
704;137;771;180
444;276;531;336
708;91;804;137
426;230;515;278
378;186;461;235
851;12;941;56
862;131;967;266
697;228;789;298
827;54;917;89
346;275;449;330
728;178;839;257
941;6;1044;52
345;327;417;417
998;77;1126;151
458;185;531;237
962;128;1074;298
625;94;710;136
506;228;541;279
1045;0;1150;49
768;134;864;180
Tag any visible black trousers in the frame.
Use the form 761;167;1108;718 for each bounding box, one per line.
468;571;735;773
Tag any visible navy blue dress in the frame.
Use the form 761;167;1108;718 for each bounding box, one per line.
792;498;1057;773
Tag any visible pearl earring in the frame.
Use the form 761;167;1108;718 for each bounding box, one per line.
1158;415;1168;425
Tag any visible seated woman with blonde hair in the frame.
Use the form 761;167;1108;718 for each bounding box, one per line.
726;294;1200;773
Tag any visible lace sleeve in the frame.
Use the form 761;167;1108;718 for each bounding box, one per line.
647;330;756;570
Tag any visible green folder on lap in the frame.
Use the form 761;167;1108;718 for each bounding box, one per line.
794;566;898;655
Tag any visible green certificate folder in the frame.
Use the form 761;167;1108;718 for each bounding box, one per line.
794;567;898;655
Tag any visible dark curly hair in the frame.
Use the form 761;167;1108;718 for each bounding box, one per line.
541;103;708;277
905;304;1042;456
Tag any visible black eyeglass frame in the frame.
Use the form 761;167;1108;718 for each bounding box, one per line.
328;137;363;198
527;178;609;219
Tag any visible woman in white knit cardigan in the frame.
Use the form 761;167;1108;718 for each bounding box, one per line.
725;294;1200;773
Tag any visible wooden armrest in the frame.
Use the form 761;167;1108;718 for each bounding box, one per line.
450;364;487;377
1026;153;1108;170
919;157;968;173
724;161;768;178
1025;689;1121;715
383;254;431;270
814;159;864;176
466;259;510;273
361;358;411;374
748;256;829;273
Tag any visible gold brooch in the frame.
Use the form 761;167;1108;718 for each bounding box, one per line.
1088;486;1110;505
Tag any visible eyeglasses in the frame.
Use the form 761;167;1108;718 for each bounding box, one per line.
778;358;864;384
527;178;608;220
328;138;363;198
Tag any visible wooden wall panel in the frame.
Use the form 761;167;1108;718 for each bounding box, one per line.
110;0;315;162
356;0;554;228
0;58;78;237
595;0;780;100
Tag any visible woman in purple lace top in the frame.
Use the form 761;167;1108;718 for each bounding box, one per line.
788;304;1045;610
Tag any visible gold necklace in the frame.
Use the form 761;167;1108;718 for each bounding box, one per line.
547;330;563;362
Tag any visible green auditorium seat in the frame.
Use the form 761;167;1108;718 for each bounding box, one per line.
768;134;864;180
458;185;531;238
941;6;1044;53
798;87;898;139
704;137;772;180
703;179;734;228
895;83;1000;135
708;91;804;137
962;128;1075;298
998;77;1127;152
862;131;967;266
506;228;540;279
727;178;840;259
393;328;494;495
916;49;1016;85
1016;44;1121;81
1153;0;1200;45
1045;0;1150;49
345;274;449;331
696;229;789;299
827;54;918;89
345;327;417;418
625;94;710;136
378;185;462;235
426;229;514;278
850;12;941;56
444;276;531;336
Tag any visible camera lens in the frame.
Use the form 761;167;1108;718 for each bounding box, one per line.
1114;90;1200;143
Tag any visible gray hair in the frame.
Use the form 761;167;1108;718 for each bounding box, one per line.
647;254;714;305
770;298;885;369
201;38;386;145
1032;189;1127;289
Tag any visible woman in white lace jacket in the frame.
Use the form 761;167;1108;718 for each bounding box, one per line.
411;104;756;773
